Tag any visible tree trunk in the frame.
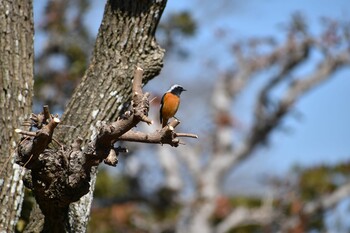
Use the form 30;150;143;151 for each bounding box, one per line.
23;0;167;232
0;0;34;232
57;0;166;142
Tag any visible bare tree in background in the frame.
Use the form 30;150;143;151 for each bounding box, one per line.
156;15;350;233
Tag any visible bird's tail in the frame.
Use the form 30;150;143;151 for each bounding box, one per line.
162;119;168;128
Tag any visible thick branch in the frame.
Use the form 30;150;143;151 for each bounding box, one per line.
94;67;151;157
118;120;197;146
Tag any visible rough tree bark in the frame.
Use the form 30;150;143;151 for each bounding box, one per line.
19;0;168;232
16;67;195;233
0;0;34;232
62;1;167;231
57;0;166;142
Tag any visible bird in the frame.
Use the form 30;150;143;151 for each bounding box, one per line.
160;84;186;128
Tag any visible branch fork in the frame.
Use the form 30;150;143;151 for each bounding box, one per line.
92;67;198;164
16;67;197;170
16;107;60;168
13;67;198;226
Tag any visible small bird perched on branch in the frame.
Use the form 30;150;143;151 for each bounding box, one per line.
160;84;186;128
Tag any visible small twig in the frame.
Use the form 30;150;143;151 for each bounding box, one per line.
104;148;119;167
52;138;64;149
23;154;34;169
175;133;198;139
19;136;31;146
43;105;52;122
15;129;36;137
132;67;144;95
149;96;157;103
21;121;32;127
16;115;61;168
140;114;153;125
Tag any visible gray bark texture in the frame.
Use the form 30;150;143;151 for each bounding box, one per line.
0;0;34;232
18;0;167;233
57;0;166;142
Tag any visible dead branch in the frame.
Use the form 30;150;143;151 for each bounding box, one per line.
214;182;350;233
215;206;276;233
16;115;60;168
255;36;311;120
278;181;350;232
223;47;350;175
118;119;197;146
304;181;350;215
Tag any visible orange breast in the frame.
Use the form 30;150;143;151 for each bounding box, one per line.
162;93;180;119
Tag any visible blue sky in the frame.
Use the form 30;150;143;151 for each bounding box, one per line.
33;0;350;190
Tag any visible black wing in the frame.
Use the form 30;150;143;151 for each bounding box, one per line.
159;93;165;124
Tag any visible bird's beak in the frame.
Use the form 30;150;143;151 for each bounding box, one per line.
183;89;187;91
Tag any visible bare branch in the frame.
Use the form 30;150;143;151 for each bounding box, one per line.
43;105;52;121
255;37;311;120
175;133;198;139
304;182;350;215
95;67;150;146
15;129;36;137
215;206;276;233
236;48;350;169
282;51;349;108
118;119;197;147
280;181;350;232
16;107;60;168
215;182;350;232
